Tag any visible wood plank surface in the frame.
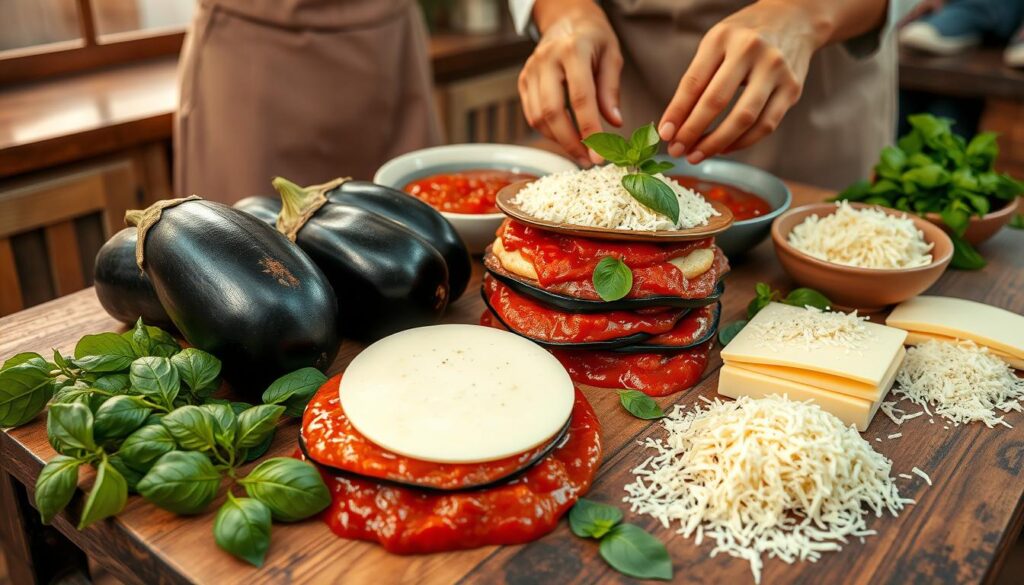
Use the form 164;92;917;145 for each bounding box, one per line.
2;183;1024;585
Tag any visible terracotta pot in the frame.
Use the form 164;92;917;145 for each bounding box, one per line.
924;197;1019;246
771;203;953;312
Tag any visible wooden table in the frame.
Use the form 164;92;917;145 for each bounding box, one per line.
2;183;1023;585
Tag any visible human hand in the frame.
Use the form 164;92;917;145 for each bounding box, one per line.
657;0;823;164
519;0;624;165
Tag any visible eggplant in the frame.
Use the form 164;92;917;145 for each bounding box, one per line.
94;228;173;328
610;303;721;354
126;197;340;390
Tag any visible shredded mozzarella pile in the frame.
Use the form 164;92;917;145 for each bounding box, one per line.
624;395;912;584
894;340;1024;428
787;201;933;269
749;306;868;350
511;164;717;231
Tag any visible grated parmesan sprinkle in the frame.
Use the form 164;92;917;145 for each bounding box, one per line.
787;201;933;269
911;467;932;486
511;164;717;231
748;305;868;351
894;340;1024;428
623;395;912;584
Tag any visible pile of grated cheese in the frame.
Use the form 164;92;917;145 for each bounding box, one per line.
511;164;717;231
787;201;933;269
624;395;912;584
749;305;869;351
894;340;1024;428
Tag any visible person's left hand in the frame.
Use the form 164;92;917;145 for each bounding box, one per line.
657;0;825;163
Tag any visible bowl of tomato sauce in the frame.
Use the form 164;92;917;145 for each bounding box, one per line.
375;144;578;253
662;157;791;257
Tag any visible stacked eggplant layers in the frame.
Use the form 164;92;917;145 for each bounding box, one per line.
480;219;729;396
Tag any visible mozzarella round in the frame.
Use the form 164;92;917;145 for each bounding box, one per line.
339;324;575;464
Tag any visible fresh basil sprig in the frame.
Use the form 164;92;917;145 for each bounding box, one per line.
583;123;680;223
592;256;633;302
718;283;832;346
617;390;665;420
569;498;672;580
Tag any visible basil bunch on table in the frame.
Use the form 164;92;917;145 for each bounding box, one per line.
1;319;330;567
835;113;1024;270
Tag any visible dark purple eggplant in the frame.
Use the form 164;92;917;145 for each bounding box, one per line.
235;188;450;341
126;197;340;390
94;228;173;328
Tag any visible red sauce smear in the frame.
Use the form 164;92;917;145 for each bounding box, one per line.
670;175;772;221
301;375;553;490
403;169;537;214
484;275;684;344
497;219;728;299
480;311;712;396
311;385;602;553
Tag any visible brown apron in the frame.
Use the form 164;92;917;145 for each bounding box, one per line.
605;0;897;190
175;0;441;203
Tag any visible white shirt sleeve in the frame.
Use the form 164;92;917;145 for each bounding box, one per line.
508;0;538;35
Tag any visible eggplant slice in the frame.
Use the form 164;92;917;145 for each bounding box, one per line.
297;417;571;493
483;251;726;313
480;288;655;350
610;302;721;354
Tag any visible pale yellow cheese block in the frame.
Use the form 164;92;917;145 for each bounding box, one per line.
886;296;1024;360
903;331;1024;369
717;363;894;431
721;303;907;386
733;346;905;402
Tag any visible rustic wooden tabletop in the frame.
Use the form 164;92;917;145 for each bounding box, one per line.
2;182;1023;585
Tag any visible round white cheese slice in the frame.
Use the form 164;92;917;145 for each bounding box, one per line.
339;324;575;464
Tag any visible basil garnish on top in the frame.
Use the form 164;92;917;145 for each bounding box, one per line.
592;256;633;302
582;123;680;223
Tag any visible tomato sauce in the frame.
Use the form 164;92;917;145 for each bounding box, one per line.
670;175;772;221
301;375;554;490
484;275;684;344
403;169;537;214
311;387;602;554
497;220;728;299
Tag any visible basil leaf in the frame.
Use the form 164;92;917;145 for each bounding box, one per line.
746;282;779;319
130;357;180;408
47;402;96;453
951;236;986;270
581;132;631;165
878;146;907;175
235;405;285;450
137;451;221;514
617;390;664;420
569;498;623;539
52;349;72;375
718;319;747;346
75;332;134;361
901;164;949;189
1010;213;1024;230
241;428;276;463
53;386;92;406
171;348;222;398
834;180;871;202
940;203;970;238
93;395;152;440
200;403;238;449
599;523;673;580
214;496;273;567
2;352;45;371
622;173;680;223
129;319;154;357
261;368;327;417
160;405;218;451
77;457;128;530
965;132;998;170
72;354;134;373
0;361;55;427
124;323;180;358
592;256;633;302
639;160;675;175
118;423;176;472
34;454;82;524
783;288;831;311
628;123;660;164
93;373;130;393
107;454;145;493
240;458;330;522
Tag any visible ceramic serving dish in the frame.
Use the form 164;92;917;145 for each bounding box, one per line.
771;202;953;312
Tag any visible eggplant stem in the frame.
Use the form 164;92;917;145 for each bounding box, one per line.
125;195;203;269
272;176;349;242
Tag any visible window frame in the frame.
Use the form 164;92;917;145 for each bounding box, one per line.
0;0;187;85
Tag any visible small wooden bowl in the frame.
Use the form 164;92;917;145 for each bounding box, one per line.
495;180;734;242
924;197;1019;246
771;203;953;312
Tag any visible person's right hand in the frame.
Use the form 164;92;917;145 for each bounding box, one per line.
519;0;624;166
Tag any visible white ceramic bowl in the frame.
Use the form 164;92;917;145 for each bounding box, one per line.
374;144;578;254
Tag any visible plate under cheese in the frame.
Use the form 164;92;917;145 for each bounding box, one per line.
886;296;1024;364
339;324;575;464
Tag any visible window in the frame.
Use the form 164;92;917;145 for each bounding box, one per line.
0;0;194;85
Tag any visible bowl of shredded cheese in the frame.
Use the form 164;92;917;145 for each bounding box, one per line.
771;202;953;311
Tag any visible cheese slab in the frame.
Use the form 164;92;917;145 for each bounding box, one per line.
886;296;1024;360
735;346;905;402
720;303;907;386
903;331;1024;369
339;324;575;464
